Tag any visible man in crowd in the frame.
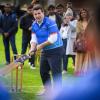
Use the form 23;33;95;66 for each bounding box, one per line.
0;3;18;64
56;4;65;19
47;5;62;30
20;5;35;69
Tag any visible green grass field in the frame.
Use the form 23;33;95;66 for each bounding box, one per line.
0;27;74;100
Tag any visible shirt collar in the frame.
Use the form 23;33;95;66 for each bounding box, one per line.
37;20;43;26
35;17;46;27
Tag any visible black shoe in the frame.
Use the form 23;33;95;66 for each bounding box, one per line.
30;64;36;69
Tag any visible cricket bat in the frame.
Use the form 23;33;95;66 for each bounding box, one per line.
0;51;35;76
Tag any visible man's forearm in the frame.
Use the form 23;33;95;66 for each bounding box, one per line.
37;41;52;50
30;42;37;51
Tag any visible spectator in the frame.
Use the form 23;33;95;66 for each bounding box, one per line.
64;12;77;74
20;5;36;69
56;4;64;19
66;2;72;9
65;2;77;19
75;8;90;75
60;13;73;74
47;5;62;30
30;4;64;95
0;3;18;64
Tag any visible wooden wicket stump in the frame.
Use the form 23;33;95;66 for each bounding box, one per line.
11;54;23;92
11;64;23;92
0;52;35;92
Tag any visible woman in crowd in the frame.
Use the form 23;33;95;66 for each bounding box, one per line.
75;8;90;75
60;12;77;74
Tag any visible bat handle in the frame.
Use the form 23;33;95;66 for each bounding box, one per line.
29;49;37;56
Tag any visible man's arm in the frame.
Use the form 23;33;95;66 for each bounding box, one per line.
29;33;37;52
36;41;51;50
30;42;37;52
37;33;57;50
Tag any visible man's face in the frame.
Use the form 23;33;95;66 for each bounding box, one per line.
56;7;64;15
33;9;44;23
4;6;11;13
48;8;55;15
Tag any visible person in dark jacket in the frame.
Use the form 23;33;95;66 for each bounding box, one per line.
20;5;35;69
0;3;18;64
47;5;62;30
56;4;65;19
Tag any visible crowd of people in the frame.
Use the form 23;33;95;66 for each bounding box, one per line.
0;0;100;98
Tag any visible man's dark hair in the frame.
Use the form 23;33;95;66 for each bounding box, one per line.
27;5;33;10
48;5;55;10
33;4;44;12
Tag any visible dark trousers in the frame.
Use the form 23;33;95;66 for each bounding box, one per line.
3;34;17;63
21;33;35;65
21;33;31;54
40;47;63;89
62;39;67;71
63;55;75;71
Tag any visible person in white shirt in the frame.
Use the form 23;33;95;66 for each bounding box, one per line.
60;14;70;74
60;12;77;74
66;12;77;72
